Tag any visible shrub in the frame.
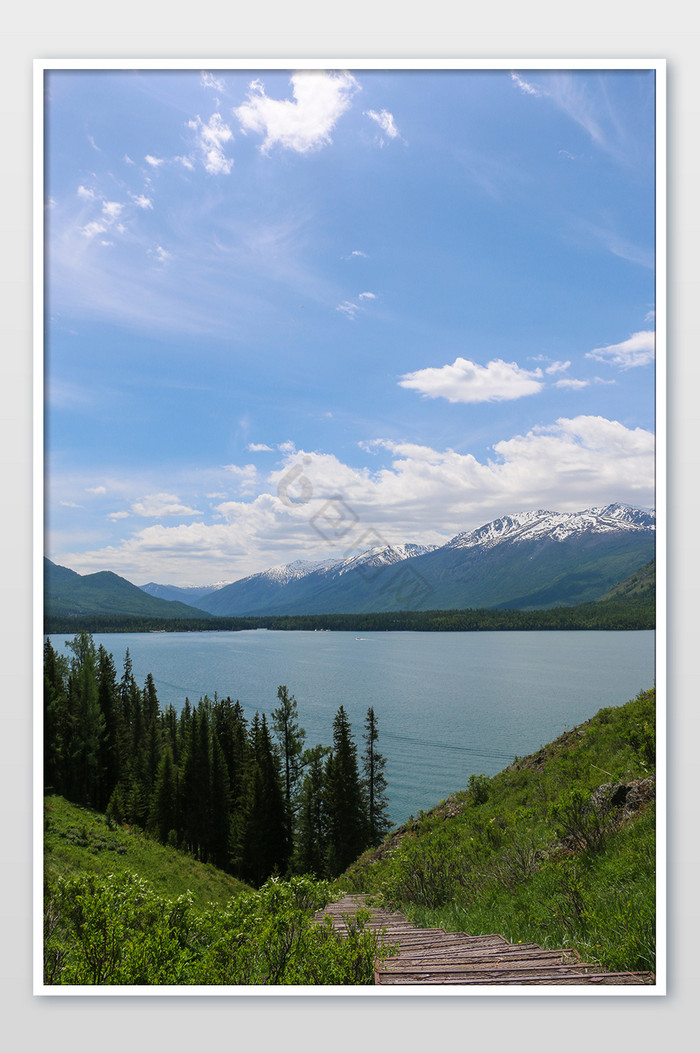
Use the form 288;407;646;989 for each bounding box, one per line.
43;871;393;986
468;773;491;805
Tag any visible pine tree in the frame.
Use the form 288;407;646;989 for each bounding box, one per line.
179;703;212;860
44;638;69;796
212;696;249;816
147;745;179;844
271;685;306;848
239;713;289;885
324;706;367;876
293;744;330;877
362;707;391;847
209;731;232;869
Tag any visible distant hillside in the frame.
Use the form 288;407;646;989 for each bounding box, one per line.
44;558;655;635
44;558;206;621
139;580;232;605
599;559;655;603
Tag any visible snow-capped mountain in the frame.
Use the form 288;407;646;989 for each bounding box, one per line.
147;504;654;617
446;504;655;551
250;559;341;587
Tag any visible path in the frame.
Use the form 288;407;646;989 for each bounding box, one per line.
318;894;655;986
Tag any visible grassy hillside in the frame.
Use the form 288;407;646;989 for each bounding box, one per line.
44;795;250;909
341;687;656;975
44;558;206;620
43;688;657;983
43;798;391;986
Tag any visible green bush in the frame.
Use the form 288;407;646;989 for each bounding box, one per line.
44;871;395;986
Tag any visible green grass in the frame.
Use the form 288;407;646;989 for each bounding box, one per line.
44;795;250;909
342;688;656;976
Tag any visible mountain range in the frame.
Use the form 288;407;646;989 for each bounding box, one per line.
138;503;655;617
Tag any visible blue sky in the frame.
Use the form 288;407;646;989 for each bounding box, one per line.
44;65;657;585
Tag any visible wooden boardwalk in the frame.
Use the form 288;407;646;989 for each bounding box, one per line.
317;894;655;986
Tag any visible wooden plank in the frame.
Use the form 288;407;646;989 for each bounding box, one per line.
317;896;654;987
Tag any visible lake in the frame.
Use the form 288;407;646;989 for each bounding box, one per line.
46;629;655;826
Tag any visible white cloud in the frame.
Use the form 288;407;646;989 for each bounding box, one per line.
247;442;274;452
545;360;571;375
586;330;655;369
131;492;202;517
555;377;590;389
510;72;545;98
130;193;153;209
149;245;171;264
337;291;377;320
399;357;544;403
102;201;123;219
201;71;226;93
337;300;360;320
187;112;234;175
145;155;164;168
77;185;95;200
235;71;359;154
58;415;653;584
80;220;108;239
350;249;367;258
85;485;107;495
223;463;258;493
108;510;130;521
365;108;401;144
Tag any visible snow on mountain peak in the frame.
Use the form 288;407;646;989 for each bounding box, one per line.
446;504;654;551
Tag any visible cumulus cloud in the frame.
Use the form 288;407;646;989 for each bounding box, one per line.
235;71;359;154
586;330;655;369
358;291;376;301
130;193;153;209
58;416;654;585
223;463;258;493
247;442;274;452
130;492;201;517
187;112;234;174
145;155;164;168
77;185;96;200
85;485;107;495
399;357;544;403
102;201;123;219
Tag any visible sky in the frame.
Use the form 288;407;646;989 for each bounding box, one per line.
44;65;658;586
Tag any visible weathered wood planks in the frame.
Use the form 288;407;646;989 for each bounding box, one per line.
316;894;655;987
